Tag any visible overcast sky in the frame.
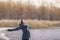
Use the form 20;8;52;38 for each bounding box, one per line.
0;0;60;8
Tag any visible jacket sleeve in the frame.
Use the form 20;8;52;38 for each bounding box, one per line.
7;23;22;31
7;26;21;31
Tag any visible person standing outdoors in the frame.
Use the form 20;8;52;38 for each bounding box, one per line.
7;19;30;40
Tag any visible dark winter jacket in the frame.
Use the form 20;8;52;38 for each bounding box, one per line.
7;23;30;38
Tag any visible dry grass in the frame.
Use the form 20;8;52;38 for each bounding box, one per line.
0;19;60;29
27;20;53;29
0;20;18;27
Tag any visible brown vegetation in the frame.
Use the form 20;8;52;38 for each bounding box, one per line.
0;1;60;20
0;20;60;29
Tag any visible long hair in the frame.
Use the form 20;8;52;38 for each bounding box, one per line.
21;19;23;24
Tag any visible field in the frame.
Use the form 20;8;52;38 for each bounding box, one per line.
0;19;60;29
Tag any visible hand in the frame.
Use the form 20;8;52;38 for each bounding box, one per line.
7;29;13;31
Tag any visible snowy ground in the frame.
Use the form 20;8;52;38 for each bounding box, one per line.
0;28;60;40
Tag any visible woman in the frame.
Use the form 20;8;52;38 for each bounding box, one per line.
7;19;30;40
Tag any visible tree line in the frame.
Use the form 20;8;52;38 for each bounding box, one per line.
0;2;60;20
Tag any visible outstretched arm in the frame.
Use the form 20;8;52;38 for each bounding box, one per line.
7;27;21;31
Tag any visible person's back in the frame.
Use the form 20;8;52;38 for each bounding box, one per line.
7;19;30;40
20;23;30;40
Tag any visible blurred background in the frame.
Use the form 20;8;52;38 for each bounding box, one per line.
0;0;60;28
0;0;60;20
